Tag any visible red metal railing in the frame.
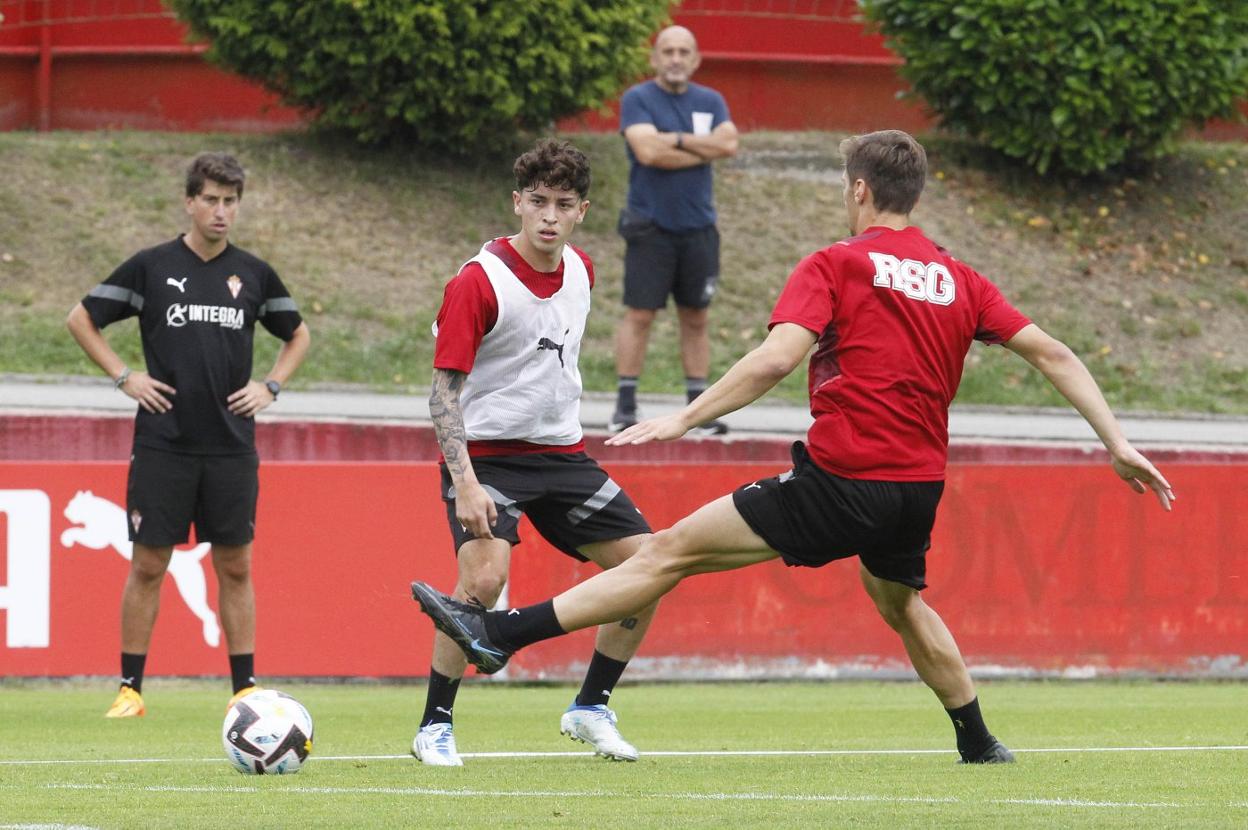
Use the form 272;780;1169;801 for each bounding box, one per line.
1;1;1242;136
0;0;209;129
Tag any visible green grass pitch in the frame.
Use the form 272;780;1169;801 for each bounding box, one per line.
1;679;1245;829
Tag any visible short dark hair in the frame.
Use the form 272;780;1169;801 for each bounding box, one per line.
513;139;591;200
185;152;246;199
839;130;927;215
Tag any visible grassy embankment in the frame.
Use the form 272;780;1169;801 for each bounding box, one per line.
1;130;1244;413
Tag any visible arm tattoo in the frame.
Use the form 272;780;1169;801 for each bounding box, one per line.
430;369;472;484
618;617;638;631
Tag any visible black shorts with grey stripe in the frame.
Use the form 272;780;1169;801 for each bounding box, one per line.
731;442;944;590
440;452;651;560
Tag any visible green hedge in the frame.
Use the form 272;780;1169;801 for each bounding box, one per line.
169;0;670;151
861;0;1248;174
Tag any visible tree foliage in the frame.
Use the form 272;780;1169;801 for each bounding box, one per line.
861;0;1248;174
169;0;671;151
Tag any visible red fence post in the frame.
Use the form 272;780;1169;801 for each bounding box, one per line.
36;4;51;131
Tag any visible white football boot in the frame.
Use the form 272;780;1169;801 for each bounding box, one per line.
560;703;639;762
412;722;463;766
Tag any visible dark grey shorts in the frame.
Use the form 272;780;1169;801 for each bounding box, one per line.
440;452;651;560
731;442;943;590
619;209;720;310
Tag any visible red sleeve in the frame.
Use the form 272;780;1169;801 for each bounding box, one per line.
768;250;836;336
970;269;1031;345
572;244;595;289
433;262;498;373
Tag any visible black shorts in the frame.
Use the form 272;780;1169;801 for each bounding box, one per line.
440;452;651;560
731;442;944;590
126;446;259;547
619;209;720;310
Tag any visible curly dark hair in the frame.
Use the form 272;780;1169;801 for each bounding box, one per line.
839;130;927;215
185;152;246;199
513;139;591;199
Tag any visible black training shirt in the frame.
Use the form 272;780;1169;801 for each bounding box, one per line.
82;236;303;455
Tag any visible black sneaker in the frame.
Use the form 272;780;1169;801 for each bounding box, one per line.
958;740;1016;764
689;419;729;437
607;410;637;433
410;582;511;674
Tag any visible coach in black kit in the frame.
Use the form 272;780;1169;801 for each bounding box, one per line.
66;152;311;719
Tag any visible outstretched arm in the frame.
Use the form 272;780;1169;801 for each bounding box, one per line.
429;368;497;537
607;322;815;445
1004;323;1175;510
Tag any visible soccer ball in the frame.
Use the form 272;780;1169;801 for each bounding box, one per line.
222;689;314;774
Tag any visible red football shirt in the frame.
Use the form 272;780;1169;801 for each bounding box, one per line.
770;225;1030;481
433;236;595;457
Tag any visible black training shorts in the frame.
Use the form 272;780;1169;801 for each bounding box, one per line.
440;451;651;560
731;442;944;590
126;446;260;546
619;209;720;310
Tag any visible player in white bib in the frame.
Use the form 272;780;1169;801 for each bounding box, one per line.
411;140;655;766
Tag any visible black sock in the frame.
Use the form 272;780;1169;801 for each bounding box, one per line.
574;650;629;708
228;653;256;694
685;377;708;404
616;376;638;414
121;652;146;693
486;600;566;652
421;669;461;727
946;697;995;760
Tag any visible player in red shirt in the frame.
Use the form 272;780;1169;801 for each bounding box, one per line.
413;130;1174;763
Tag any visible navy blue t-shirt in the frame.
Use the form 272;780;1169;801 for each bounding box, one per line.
619;80;732;232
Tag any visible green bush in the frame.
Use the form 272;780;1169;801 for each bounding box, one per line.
861;0;1248;174
169;0;670;151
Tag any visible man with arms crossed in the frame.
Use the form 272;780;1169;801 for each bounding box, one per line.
67;152;310;717
611;25;739;435
414;130;1174;763
413;139;656;766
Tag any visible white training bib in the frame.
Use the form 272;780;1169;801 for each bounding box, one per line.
458;244;589;445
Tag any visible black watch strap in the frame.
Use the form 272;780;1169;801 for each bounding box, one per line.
265;379;281;399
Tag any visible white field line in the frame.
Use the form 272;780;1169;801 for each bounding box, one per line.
34;782;1248;811
2;744;1248;766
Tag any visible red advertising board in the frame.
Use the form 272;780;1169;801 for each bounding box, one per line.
2;461;1244;679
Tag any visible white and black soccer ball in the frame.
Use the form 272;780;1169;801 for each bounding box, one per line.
222;689;314;775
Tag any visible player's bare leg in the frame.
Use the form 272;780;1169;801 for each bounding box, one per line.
212;544;255;654
430;538;512;679
675;305;710;381
553;496;778;630
859;564;1013;763
418;538;511;766
108;543;172;717
120;543;173;653
615;308;657;378
415;497;779;658
214;543;261;707
857;566;974;707
578;535;659;659
675;305;727;435
412;499;775;752
612;308;657;431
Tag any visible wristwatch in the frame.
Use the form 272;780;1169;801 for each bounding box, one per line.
264;379;281;400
